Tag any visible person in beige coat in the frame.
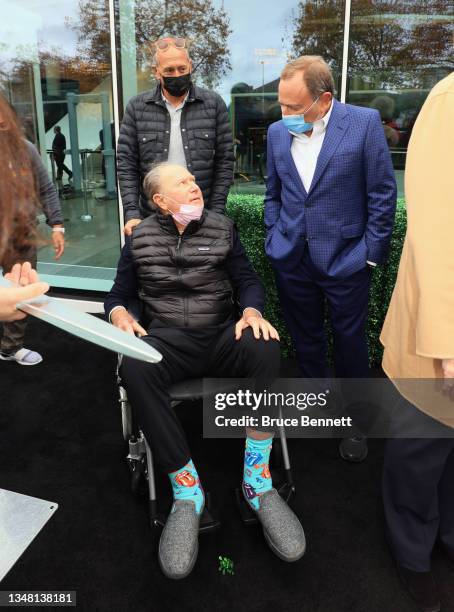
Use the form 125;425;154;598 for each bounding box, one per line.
380;72;454;612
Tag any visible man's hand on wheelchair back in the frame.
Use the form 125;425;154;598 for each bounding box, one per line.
111;307;147;337
123;219;142;236
235;308;280;342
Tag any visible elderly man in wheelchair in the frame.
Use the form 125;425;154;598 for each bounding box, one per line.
104;162;305;579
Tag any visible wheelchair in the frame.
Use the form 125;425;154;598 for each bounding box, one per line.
115;305;296;534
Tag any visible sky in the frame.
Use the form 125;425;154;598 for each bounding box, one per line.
213;0;298;101
0;0;79;67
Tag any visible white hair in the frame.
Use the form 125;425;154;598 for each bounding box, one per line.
142;162;175;205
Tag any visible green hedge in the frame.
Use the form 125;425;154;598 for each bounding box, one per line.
226;195;407;366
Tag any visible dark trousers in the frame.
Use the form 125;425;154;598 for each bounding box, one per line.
274;247;372;378
54;152;71;179
0;245;37;354
120;322;281;473
383;415;454;571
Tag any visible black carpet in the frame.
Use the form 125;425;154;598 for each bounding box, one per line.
1;319;453;612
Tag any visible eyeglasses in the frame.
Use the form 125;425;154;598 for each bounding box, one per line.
154;37;188;51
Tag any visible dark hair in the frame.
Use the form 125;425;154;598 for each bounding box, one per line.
0;94;38;266
54;125;61;132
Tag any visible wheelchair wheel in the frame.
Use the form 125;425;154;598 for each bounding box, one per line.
129;456;146;496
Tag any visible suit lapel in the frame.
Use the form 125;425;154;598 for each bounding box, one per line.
308;99;349;195
281;127;308;198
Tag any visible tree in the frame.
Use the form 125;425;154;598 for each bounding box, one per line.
69;0;232;88
290;0;454;88
290;0;345;73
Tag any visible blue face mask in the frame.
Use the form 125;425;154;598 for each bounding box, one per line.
282;97;319;134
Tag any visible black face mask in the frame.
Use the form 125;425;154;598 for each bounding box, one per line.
162;73;192;97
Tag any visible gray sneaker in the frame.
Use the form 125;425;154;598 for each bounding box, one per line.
254;488;306;562
158;499;202;579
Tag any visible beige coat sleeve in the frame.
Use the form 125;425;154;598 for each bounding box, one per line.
405;81;454;359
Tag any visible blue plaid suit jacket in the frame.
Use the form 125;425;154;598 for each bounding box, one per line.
264;99;397;278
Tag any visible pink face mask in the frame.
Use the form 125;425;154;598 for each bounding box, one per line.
164;195;203;226
172;204;203;226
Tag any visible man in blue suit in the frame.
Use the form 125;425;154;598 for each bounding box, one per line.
265;56;397;459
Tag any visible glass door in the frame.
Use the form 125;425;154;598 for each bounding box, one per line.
0;0;121;291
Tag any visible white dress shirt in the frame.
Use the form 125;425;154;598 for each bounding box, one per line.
290;100;333;193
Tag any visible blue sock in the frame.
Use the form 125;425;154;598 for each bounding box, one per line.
242;436;273;510
168;459;204;514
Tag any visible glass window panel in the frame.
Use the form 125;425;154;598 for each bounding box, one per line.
116;0;345;196
347;0;454;197
0;0;121;291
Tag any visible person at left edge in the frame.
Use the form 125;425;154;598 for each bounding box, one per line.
0;125;65;366
117;36;234;236
0;97;49;321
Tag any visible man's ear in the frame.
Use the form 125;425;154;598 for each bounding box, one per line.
322;91;333;109
153;193;166;211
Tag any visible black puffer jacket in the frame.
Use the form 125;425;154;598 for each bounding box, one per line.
117;83;234;221
130;210;235;327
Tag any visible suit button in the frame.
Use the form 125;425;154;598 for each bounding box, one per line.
182;128;186;132
164;148;168;152
142;137;146;141
165;130;169;134
184;145;188;149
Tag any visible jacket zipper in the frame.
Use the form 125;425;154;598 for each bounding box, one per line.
176;235;187;326
176;235;182;276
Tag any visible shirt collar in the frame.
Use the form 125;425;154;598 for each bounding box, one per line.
161;90;189;110
319;99;334;130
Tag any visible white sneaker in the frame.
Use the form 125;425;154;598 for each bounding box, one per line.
0;348;43;365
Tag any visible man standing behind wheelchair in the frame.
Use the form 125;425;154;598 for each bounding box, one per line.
105;162;305;579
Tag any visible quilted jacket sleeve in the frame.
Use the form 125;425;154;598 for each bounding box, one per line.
26;140;63;226
117;99;142;222
208;94;234;214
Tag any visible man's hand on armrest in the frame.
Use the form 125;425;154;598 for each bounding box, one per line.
110;306;147;337
124;219;142;236
235;307;280;342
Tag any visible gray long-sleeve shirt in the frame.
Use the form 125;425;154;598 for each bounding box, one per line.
25;140;63;226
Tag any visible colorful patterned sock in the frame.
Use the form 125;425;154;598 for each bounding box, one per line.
242;436;273;510
168;459;204;515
